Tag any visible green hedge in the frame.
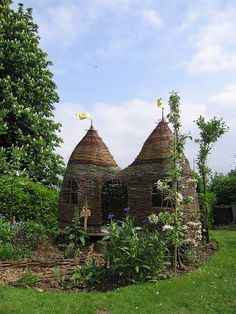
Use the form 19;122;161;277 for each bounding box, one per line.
210;171;236;205
0;175;59;232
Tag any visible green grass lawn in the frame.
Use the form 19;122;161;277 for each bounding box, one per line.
0;228;235;314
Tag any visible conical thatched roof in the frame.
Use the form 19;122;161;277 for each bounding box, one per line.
131;120;173;166
69;124;118;167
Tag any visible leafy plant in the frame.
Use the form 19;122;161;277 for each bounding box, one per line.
13;221;48;250
0;219;14;243
18;273;39;287
0;219;45;260
52;267;65;287
210;171;236;205
64;208;88;258
66;260;101;289
0;2;64;187
195;116;228;242
0;175;59;233
104;216;167;283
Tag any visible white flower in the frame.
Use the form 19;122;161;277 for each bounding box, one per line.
177;193;183;203
148;214;159;224
162;224;174;231
156;180;164;191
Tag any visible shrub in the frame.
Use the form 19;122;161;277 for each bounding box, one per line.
0;219;47;260
66;260;101;289
0;243;15;260
210;171;236;205
104;217;167;283
13;221;48;250
18;273;39;287
63;209;88;258
0;219;14;243
0;175;59;234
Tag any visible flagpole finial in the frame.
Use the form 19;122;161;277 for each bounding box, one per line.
157;98;165;121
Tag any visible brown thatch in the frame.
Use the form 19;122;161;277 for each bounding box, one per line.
132;120;173;165
69;124;117;167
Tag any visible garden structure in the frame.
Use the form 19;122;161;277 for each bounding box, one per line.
59;119;199;233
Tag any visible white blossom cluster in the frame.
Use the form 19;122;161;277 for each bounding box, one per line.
162;224;174;231
148;214;159;224
183;221;202;242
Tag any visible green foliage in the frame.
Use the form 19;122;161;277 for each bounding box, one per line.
0;219;48;260
63;208;88;258
104;217;166;283
0;2;64;187
66;260;101;289
195;116;229;183
0;175;59;233
52;267;65;287
18;273;39;287
0;243;15;260
210;171;236;205
195;116;228;241
13;221;48;250
0;218;14;243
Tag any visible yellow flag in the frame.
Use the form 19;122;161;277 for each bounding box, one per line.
76;113;92;120
157;98;165;109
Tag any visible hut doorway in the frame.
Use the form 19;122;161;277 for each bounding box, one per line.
101;179;128;223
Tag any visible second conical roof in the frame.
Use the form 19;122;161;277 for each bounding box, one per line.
131;120;173;166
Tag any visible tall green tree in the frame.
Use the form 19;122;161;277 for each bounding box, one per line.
0;1;64;187
195;116;228;242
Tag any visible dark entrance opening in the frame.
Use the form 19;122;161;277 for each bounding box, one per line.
101;179;128;223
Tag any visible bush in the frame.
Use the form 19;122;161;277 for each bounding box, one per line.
104;217;167;283
66;260;101;289
0;219;14;243
210;171;236;205
62;209;88;258
0;219;47;260
18;273;39;287
13;221;48;250
0;175;59;234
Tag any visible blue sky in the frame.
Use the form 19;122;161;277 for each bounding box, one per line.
13;0;236;173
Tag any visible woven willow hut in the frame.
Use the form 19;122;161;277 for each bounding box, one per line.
59;120;199;231
59;124;129;231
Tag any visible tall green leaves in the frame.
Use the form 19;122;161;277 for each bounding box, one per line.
0;2;64;187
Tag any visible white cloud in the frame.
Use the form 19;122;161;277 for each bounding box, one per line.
186;7;236;73
210;84;236;108
140;9;163;29
35;3;90;48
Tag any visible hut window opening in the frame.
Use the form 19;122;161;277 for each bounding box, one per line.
63;179;78;204
152;183;172;208
101;179;128;223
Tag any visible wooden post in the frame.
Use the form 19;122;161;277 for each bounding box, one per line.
80;209;91;233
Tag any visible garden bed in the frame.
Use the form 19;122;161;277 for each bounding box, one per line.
0;240;218;292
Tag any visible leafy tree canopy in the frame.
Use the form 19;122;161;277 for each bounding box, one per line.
0;1;64;187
